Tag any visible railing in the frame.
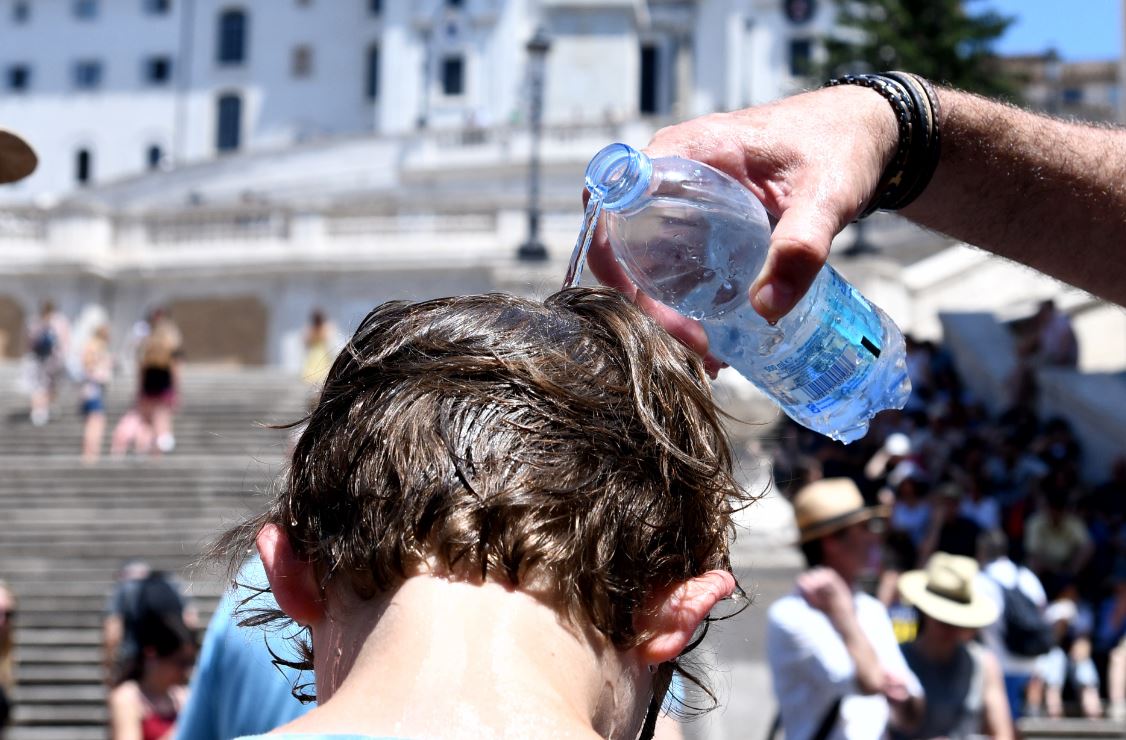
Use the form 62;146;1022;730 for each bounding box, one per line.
0;209;48;241
133;209;291;244
325;212;496;237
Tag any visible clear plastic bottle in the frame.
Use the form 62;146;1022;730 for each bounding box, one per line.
582;142;910;443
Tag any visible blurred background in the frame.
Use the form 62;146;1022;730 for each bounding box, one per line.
0;1;1122;738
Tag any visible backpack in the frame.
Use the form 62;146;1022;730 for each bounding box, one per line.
30;326;55;360
1000;584;1054;657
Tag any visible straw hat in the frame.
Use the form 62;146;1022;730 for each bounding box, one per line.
793;478;890;544
898;553;1000;629
0;128;37;184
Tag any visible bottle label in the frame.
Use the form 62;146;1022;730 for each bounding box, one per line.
760;269;884;414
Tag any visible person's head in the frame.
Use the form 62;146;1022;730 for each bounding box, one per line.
93;323;110;343
0;128;36;185
977;529;1009;565
0;581;14;646
39;300;55;319
309;309;325;328
898;552;998;650
795;478;886;583
117;559;151;583
133;613;196;689
1043;485;1073;524
0;581;14;690
222;288;747;731
935;481;963;515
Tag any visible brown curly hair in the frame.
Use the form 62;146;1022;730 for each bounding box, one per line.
218;287;750;706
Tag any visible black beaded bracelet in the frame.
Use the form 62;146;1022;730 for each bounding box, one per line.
824;72;941;216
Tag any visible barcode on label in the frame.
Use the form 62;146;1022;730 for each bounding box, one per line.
801;353;854;402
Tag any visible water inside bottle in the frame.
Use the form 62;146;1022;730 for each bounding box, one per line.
563;194;604;289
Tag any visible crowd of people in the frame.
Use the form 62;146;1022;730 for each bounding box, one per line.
769;327;1126;734
19;303;184;462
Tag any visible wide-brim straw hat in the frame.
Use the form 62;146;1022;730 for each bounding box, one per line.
0;128;37;184
898;552;1000;629
793;478;890;544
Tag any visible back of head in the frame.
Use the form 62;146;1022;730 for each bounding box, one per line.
225;288;743;660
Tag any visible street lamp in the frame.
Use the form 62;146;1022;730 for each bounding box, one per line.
517;26;551;262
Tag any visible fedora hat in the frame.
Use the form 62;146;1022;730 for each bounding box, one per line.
0;128;37;184
898;552;1000;629
793;478;889;544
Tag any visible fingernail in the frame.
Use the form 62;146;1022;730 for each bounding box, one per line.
754;280;795;319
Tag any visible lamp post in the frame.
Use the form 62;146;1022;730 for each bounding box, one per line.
517;27;551;261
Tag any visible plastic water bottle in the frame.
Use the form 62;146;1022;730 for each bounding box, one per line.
573;143;910;443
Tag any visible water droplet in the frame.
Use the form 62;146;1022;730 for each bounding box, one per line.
687;309;706;320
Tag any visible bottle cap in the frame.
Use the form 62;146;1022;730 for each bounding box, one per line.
584;143;652;211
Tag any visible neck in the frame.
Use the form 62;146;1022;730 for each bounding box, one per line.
287;575;647;739
916;629;959;663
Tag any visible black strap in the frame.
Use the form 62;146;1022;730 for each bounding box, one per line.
810;697;842;740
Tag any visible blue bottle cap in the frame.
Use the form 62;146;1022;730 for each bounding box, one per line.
584;143;653;211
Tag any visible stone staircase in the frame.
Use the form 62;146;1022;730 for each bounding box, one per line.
0;364;309;739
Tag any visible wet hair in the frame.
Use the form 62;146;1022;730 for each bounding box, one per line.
218;288;750;706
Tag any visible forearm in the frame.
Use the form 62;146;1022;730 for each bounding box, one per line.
903;88;1126;304
837;619;886;694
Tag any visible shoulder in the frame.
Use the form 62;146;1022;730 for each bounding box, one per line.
108;681;141;715
767;593;810;625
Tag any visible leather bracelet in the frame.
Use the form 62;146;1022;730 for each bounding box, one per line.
883;71;941;210
824;72;941;216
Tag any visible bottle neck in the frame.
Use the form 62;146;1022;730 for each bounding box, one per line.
584;144;652;211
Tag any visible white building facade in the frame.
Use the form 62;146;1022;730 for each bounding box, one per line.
0;0;835;203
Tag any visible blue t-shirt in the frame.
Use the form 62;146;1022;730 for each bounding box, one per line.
175;558;313;740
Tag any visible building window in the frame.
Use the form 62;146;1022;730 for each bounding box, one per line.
75;148;92;185
1061;87;1084;105
147;144;164;169
365;46;379;100
144;56;173;85
73;0;98;19
789;38;812;77
216;93;242;152
291;45;313;78
217;8;248;65
74;60;103;90
446;0;464;7
369;0;381;14
440;55;464;96
144;0;172;14
12;1;30;23
639;44;658;114
6;65;30;92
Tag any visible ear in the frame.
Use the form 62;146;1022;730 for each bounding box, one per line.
635;570;736;665
257;523;325;627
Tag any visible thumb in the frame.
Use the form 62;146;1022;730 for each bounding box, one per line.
750;201;838;323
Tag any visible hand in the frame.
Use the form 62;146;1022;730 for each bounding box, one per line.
882;670;911;703
586;84;898;338
797;566;856;629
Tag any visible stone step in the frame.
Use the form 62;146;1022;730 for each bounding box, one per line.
1018;717;1126;738
14;664;103;685
10;684;106;705
8;726;105;740
12;704;107;726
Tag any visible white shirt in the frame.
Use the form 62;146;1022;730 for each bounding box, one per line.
767;590;923;740
979;558;1048;676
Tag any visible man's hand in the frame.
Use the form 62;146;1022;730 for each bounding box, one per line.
797;566;857;630
587;84;898;339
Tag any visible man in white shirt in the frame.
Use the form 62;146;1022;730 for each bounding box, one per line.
768;478;925;739
977;529;1049;720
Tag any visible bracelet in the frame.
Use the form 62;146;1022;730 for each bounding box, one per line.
823;72;941;216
